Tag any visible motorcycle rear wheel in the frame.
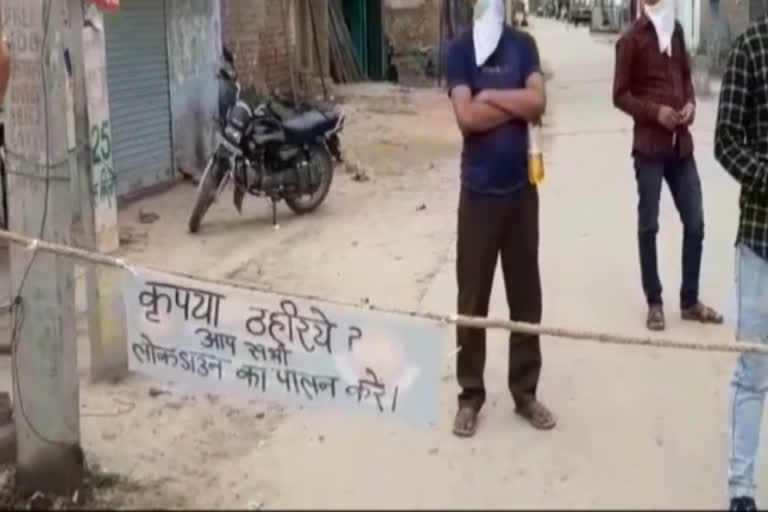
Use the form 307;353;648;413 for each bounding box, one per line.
188;157;219;233
285;145;334;215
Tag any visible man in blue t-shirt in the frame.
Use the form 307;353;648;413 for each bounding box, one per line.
445;0;556;437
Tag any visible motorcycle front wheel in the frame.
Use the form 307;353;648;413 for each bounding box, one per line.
188;156;220;233
286;145;334;215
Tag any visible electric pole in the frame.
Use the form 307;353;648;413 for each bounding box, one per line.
68;0;127;383
3;0;84;495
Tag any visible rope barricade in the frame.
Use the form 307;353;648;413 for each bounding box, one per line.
1;228;765;356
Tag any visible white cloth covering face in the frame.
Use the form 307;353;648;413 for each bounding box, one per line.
473;0;506;67
644;0;676;56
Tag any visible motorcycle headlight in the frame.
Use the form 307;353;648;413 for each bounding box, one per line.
224;125;243;145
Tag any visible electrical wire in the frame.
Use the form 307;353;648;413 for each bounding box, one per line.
5;145;81;173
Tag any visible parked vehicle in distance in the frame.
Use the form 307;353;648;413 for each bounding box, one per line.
569;0;593;25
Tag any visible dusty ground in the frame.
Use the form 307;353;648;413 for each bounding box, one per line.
13;18;754;509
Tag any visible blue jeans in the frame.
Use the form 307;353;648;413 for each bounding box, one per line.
634;155;704;309
729;244;768;499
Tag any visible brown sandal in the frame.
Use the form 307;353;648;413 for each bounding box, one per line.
681;302;723;325
516;400;557;430
647;305;665;331
452;405;479;437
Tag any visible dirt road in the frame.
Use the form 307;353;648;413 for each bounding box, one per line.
78;19;747;509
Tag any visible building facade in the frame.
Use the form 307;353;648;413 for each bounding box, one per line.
386;0;440;54
100;0;327;201
102;0;220;199
675;0;703;52
699;0;753;72
221;0;296;94
221;0;330;96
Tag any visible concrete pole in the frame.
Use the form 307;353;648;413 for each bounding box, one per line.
2;0;84;495
67;0;127;383
66;0;105;382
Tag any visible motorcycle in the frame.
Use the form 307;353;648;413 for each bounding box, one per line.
188;47;345;233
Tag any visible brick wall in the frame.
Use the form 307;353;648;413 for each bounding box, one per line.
385;0;440;53
221;0;297;94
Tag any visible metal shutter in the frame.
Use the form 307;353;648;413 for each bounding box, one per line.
104;0;173;197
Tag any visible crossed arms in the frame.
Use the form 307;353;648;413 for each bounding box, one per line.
449;73;546;133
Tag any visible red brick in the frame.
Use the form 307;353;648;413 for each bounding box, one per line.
386;0;441;53
221;0;297;93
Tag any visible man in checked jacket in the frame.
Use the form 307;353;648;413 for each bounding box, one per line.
715;17;768;512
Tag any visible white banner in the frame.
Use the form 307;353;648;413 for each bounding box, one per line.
123;268;445;426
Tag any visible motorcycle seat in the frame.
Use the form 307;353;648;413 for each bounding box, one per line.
283;110;338;139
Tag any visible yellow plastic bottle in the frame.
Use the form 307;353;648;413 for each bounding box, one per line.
528;123;545;185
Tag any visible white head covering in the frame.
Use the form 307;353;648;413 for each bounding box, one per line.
473;0;506;67
644;0;676;56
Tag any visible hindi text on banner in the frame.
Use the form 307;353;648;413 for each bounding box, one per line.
123;268;443;426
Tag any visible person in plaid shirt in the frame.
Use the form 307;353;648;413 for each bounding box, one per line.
715;18;768;512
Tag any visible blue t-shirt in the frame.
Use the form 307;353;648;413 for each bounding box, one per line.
445;27;541;195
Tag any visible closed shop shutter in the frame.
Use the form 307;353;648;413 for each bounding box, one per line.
104;0;174;197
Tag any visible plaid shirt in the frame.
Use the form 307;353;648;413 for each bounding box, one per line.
714;19;768;261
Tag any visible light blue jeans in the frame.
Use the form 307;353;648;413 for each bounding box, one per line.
729;244;768;499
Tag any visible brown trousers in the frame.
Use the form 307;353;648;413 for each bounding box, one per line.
456;184;542;411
